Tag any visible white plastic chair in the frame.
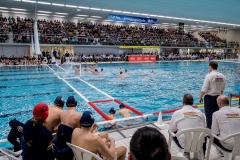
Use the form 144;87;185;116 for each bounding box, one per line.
212;132;240;160
168;128;213;160
66;142;117;160
0;148;22;160
171;155;188;160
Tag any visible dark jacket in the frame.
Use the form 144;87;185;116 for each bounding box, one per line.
21;120;57;160
8;119;24;152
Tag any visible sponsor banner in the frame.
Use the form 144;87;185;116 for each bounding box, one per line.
128;55;156;62
108;14;157;24
119;46;159;49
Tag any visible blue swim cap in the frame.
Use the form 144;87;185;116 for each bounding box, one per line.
119;103;125;108
109;107;116;114
80;111;95;128
54;96;64;107
66;96;77;107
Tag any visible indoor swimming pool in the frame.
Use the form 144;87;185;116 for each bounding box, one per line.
0;61;239;148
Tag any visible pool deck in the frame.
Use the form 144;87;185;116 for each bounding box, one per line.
1;121;239;160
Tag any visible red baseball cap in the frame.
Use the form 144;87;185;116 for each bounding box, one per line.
32;103;49;120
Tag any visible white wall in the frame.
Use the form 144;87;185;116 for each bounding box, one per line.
0;46;28;56
210;29;240;43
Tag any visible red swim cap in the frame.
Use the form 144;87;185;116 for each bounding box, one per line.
32;103;49;120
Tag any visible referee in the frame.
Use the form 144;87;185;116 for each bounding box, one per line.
199;61;226;129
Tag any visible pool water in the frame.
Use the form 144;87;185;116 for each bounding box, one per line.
0;61;239;148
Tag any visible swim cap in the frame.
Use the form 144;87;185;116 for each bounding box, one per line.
119;103;125;108
125;69;127;72
120;71;123;74
101;68;103;71
66;96;77;107
54;96;64;107
95;69;98;72
80;111;95;128
109;107;116;114
33;103;49;120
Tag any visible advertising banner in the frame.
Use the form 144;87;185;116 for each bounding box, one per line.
119;46;159;49
108;14;157;24
128;55;156;62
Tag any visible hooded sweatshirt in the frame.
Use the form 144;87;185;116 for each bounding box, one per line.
21;119;56;160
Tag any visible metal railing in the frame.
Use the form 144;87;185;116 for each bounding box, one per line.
0;34;239;48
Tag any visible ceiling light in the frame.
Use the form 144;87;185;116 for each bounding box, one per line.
13;12;28;14
149;15;157;17
78;6;89;9
53;15;65;17
206;25;207;26
66;5;77;8
37;14;49;16
90;8;101;10
38;1;51;5
77;15;88;17
0;10;9;12
233;26;235;27
55;12;68;15
141;14;149;16
132;12;141;15
122;11;131;14
91;16;102;18
11;8;27;11
162;23;169;24
38;11;52;13
87;18;97;20
159;15;166;18
102;9;112;12
196;22;199;23
73;17;84;19
0;7;8;9
52;3;65;6
104;20;113;21
112;10;122;13
22;0;36;3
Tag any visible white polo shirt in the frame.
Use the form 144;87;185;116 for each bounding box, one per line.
169;105;206;147
201;70;226;96
212;106;240;150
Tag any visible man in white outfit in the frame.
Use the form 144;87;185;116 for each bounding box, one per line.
212;95;240;157
169;94;206;158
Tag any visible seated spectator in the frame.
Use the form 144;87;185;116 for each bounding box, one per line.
21;103;57;160
45;96;64;132
169;94;206;158
212;95;240;157
71;111;127;160
129;126;170;160
61;96;82;128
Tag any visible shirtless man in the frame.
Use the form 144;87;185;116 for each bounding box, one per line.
45;96;64;132
73;66;80;74
106;108;127;129
61;96;82;128
119;71;125;78
84;66;88;72
72;111;127;160
117;104;132;118
91;69;99;75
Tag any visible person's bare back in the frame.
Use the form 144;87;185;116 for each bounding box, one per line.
118;108;131;118
45;105;63;132
61;109;82;128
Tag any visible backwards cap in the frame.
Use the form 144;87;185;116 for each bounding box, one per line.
66;96;77;107
54;96;64;107
80;111;95;128
33;103;49;120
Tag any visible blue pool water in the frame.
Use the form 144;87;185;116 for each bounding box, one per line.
0;61;240;148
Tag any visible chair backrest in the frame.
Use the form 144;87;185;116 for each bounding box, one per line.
67;142;103;160
171;155;188;160
0;148;22;160
221;132;240;155
175;128;212;152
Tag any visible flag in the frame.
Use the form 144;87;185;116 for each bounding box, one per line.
34;20;41;55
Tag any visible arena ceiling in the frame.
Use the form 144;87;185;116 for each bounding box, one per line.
0;0;240;31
